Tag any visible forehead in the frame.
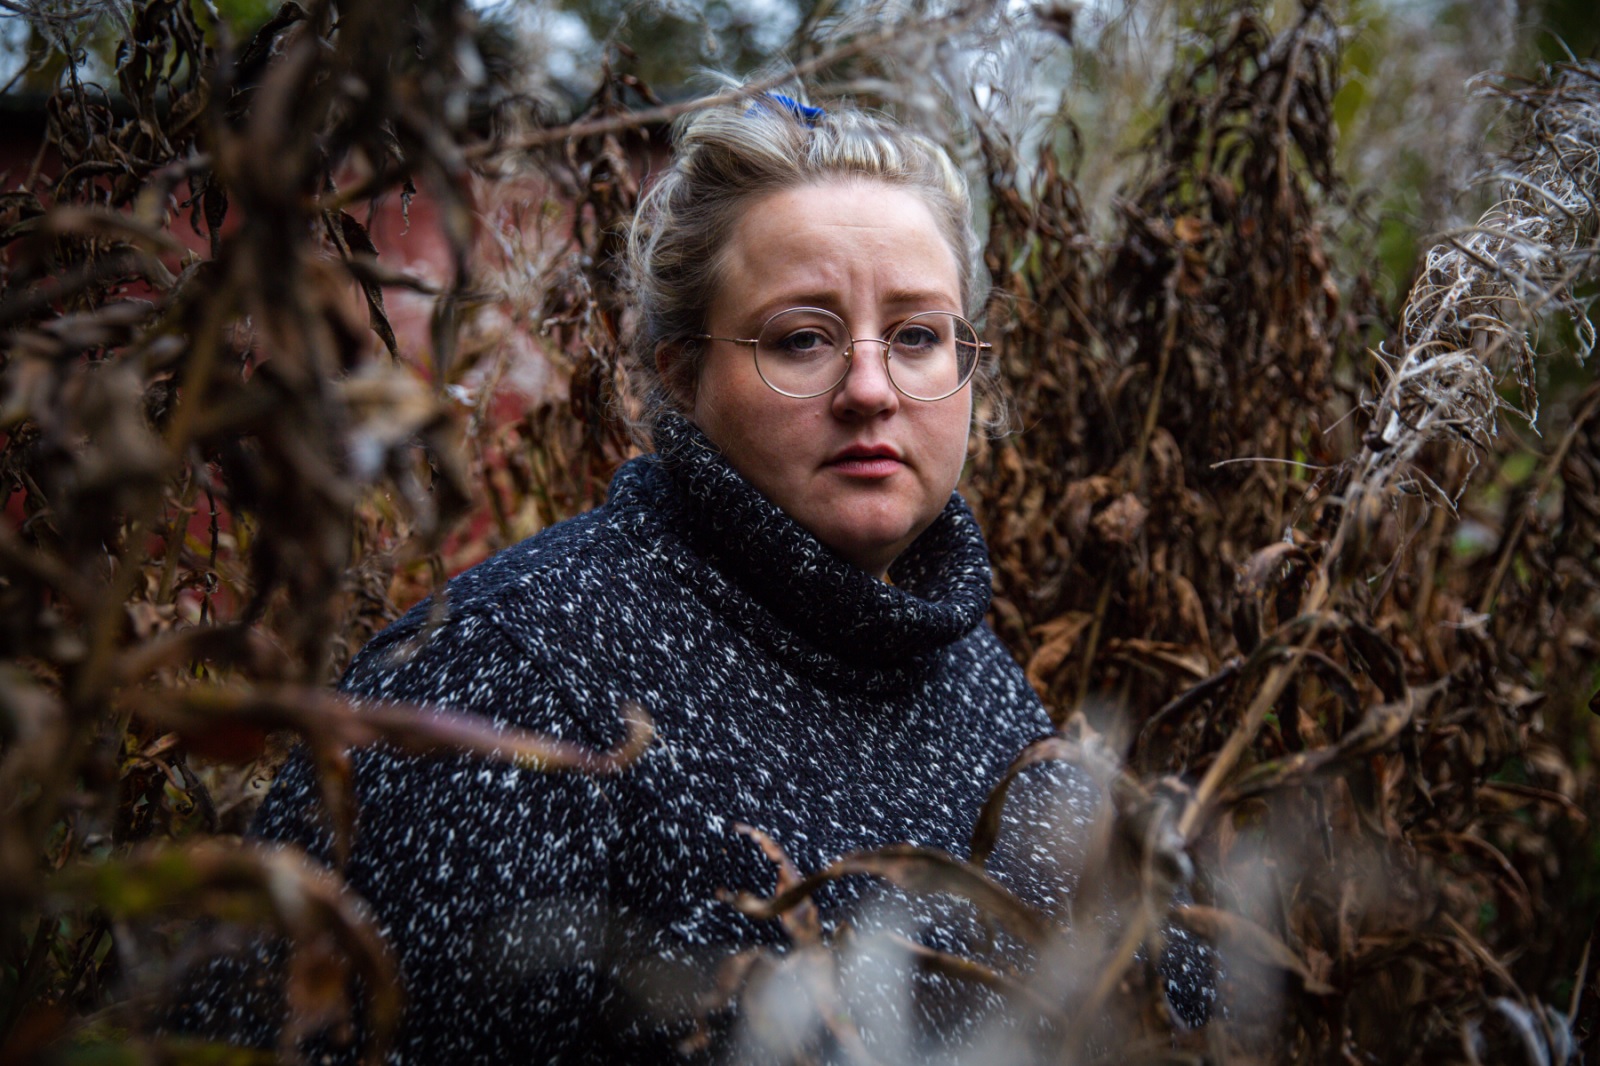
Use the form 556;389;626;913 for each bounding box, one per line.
712;180;963;319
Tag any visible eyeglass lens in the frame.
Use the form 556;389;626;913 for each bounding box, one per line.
754;309;980;400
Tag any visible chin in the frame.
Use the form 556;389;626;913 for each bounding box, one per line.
816;516;924;574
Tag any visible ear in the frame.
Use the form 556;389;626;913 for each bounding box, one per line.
655;341;695;409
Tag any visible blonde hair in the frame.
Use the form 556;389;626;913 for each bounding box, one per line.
623;87;990;437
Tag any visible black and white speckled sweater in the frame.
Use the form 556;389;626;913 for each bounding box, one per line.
169;413;1210;1062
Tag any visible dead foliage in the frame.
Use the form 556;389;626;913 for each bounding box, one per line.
0;1;646;1060
1;1;1598;1064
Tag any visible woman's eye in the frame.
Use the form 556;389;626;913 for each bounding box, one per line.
894;325;941;351
777;330;835;356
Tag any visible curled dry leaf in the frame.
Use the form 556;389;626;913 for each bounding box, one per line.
728;843;1052;945
1173;903;1333;995
1091;492;1149;547
1231;542;1315;654
733;823;821;946
1024;612;1094;696
127;685;653;774
125;685;651;861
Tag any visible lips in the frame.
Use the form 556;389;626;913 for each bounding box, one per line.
826;443;903;478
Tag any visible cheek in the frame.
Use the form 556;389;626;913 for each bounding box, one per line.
693;364;802;483
927;399;973;486
691;354;751;433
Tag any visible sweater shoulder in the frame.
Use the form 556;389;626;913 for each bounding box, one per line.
350;504;639;662
339;503;656;740
421;504;635;619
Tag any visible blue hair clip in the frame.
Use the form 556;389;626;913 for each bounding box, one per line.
748;91;826;127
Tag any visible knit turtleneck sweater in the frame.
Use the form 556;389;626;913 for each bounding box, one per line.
168;414;1212;1062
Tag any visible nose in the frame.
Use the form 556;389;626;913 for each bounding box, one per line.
831;337;900;418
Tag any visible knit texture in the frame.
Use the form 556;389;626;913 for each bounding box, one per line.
167;413;1212;1062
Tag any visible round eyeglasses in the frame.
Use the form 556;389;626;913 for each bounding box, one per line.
697;307;989;402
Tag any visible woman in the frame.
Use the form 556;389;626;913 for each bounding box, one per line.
172;88;1210;1062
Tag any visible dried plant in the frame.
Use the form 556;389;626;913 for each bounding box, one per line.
2;1;1599;1064
1353;63;1600;508
0;0;656;1058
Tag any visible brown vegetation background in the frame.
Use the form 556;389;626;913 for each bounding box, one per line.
1;0;1597;1062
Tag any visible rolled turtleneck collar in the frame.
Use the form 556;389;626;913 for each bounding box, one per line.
614;412;993;671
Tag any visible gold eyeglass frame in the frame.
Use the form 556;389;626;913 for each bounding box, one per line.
696;306;990;402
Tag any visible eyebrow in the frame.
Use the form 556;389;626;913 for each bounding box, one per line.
882;288;960;308
748;288;961;323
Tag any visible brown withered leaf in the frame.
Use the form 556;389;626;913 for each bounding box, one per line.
41;204;185;254
677;948;764;1055
1134;658;1241;762
1155;569;1212;651
729;844;1051;945
971;735;1088;868
1223;684;1415;802
331;210;399;359
734;823;821;946
1339;616;1407;702
339;365;455;469
126;685;653;862
1025;612;1094;694
736;945;867;1062
283;927;359;1051
128;685;653;775
970;723;1124;870
1231;542;1315;654
1103;638;1210;683
887;931;1059;1016
1172;215;1209;244
1417;831;1534;931
1173;903;1333;995
1061;475;1122;547
113;624;294;686
1091;492;1148;547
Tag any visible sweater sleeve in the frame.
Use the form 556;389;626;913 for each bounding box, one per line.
165;608;619;1064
